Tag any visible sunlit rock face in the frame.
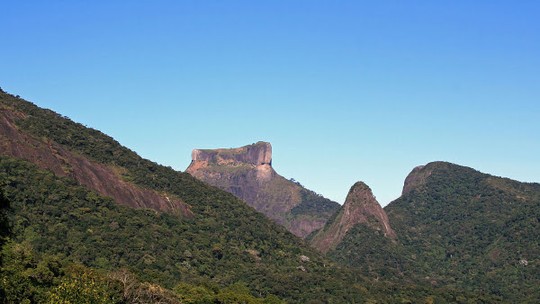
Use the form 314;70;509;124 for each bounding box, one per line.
0;105;192;216
310;182;396;253
191;141;272;166
186;142;340;238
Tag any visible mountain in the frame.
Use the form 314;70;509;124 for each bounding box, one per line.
310;181;396;253
0;96;191;215
387;162;540;301
0;89;374;303
0;86;516;304
186;142;340;238
327;161;540;302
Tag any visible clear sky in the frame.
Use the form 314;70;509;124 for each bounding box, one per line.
1;1;539;206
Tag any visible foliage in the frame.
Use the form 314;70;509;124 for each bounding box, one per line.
2;91;526;302
290;188;340;218
215;283;265;304
173;282;285;304
47;265;122;304
329;162;540;303
174;282;216;304
0;240;64;303
0;91;371;302
0;191;9;247
329;224;407;279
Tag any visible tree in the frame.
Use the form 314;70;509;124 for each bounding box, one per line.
0;241;63;303
174;282;216;304
0;190;10;247
47;264;122;304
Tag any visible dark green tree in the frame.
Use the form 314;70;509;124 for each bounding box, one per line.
0;190;9;247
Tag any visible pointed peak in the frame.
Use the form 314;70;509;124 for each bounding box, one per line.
311;181;396;253
344;181;377;207
348;181;373;194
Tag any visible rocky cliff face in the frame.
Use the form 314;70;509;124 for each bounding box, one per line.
402;165;433;195
192;141;272;166
186;142;340;238
310;181;396;253
188;142;275;184
0;94;192;216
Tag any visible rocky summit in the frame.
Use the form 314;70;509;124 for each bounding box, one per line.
2;88;536;303
186;142;340;238
310;181;396;253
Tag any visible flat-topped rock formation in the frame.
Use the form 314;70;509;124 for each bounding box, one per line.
191;141;272;166
186;142;340;238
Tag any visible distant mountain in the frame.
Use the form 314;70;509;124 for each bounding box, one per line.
0;88;521;303
186;142;340;238
310;181;396;253
0;89;372;303
327;161;540;302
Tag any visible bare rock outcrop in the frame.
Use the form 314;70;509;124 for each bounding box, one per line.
0;108;192;216
310;181;396;253
186;142;340;238
402;165;432;195
187;142;274;183
402;162;460;195
191;141;272;166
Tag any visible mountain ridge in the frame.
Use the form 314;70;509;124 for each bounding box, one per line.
186;141;340;238
0;105;192;215
0;89;377;303
326;160;540;302
1;87;536;302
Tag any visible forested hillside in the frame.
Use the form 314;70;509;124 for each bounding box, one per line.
0;89;529;303
387;162;540;302
327;161;540;303
0;89;369;303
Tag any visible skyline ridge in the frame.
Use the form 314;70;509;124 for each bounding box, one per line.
2;1;539;206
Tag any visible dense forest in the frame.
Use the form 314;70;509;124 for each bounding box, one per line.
0;156;308;303
329;162;540;303
1;89;537;303
0;89;367;303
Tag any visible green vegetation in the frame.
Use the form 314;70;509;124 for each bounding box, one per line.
2;90;537;303
390;162;540;302
0;235;280;304
330;162;540;303
290;188;340;219
0;151;366;303
329;224;407;279
0;190;9;248
0;91;372;302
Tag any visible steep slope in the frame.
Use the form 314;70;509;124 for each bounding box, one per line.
328;161;540;302
0;89;372;303
385;161;540;301
0;104;190;215
186;142;340;238
0;88;518;303
310;181;396;253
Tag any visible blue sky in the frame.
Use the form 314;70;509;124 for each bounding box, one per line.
1;1;539;205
